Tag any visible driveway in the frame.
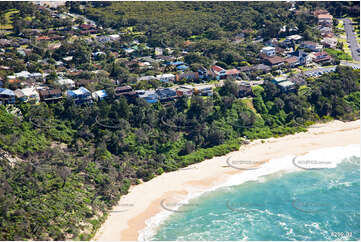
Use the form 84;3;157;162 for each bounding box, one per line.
343;19;360;61
340;60;360;70
303;66;337;77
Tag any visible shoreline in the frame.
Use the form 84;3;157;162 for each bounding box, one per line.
94;120;360;241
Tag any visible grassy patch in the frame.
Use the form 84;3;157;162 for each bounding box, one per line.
0;9;20;30
324;48;353;61
336;21;344;30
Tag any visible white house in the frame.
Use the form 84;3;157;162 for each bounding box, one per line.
301;41;323;52
261;46;276;56
56;78;75;88
14;87;40;103
321;37;338;49
156;73;175;82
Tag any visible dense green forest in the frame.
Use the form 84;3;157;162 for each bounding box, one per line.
0;66;359;240
66;1;359;46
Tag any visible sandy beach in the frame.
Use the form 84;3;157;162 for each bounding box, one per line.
94;120;360;241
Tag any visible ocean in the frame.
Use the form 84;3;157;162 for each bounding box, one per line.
139;144;360;241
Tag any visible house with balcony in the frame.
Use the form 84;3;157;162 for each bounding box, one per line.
176;85;193;97
136;90;158;103
14;87;40;103
156;88;177;102
0;88;15;104
271;77;296;93
284;56;300;67
194;85;213;96
114;85;137;102
66;87;93;105
312;51;332;64
38;89;63;103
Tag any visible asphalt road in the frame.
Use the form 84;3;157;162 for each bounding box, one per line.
343;19;360;61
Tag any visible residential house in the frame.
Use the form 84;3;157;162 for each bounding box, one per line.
289;75;306;86
136;90;158;103
156;88;177;102
263;56;285;67
176;72;199;82
275;47;287;56
313;9;329;17
300;41;323;52
115;85;132;95
226;69;240;79
319;26;332;35
38;89;63;102
14;87;40;103
0;88;15;104
155;47;163;56
66;87;93;105
239;64;271;74
211;65;226;80
92;90;108;101
114;85;138;101
261;46;276;56
312;51;332;64
264;38;279;47
284;56;300;67
278;80;296;92
197;66;210;80
80;24;96;30
321;37;337;49
271;77;296;93
318;14;333;26
56;78;75;88
194;85;213;96
8;71;31;80
137;76;157;82
286;34;303;43
176;85;193;97
292;50;313;66
156;73;175;83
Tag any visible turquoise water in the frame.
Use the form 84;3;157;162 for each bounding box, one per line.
151;155;360;241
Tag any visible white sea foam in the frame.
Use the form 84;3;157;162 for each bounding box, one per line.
138;144;360;241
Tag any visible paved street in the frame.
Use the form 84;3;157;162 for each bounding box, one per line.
343;19;360;61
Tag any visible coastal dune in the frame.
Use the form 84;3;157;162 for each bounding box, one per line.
94;120;360;241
